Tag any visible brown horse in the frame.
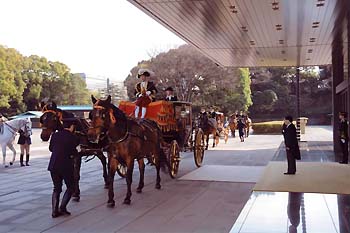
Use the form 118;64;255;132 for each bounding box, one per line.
39;102;109;202
228;115;238;138
87;95;169;207
198;113;219;149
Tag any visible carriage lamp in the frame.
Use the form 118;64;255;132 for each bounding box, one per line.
180;107;188;118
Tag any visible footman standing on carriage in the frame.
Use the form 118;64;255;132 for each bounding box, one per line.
48;121;79;218
134;69;157;118
164;86;178;101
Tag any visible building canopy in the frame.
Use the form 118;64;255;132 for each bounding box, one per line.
128;0;349;67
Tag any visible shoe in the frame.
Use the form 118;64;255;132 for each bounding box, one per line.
284;172;295;175
25;154;30;166
339;161;347;164
59;208;71;216
52;192;61;218
59;190;72;216
20;154;24;167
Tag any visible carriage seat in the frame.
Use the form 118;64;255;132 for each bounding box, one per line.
119;100;177;132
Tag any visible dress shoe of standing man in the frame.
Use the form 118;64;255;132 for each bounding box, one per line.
282;116;300;175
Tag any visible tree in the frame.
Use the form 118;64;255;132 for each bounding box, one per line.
237;68;252;111
0;44;92;115
124;45;247;115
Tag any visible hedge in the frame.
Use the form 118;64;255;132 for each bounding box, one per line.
251;121;287;134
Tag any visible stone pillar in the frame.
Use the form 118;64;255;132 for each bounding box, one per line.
332;34;344;153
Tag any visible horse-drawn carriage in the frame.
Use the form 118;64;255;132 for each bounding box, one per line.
118;100;206;178
40;97;206;206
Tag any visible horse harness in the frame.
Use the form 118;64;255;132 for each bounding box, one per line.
4;122;18;135
92;104;148;145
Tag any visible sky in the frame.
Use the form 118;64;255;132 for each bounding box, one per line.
0;0;185;82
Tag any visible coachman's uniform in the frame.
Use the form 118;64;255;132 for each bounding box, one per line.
134;81;157;107
134;69;158;118
48;128;79;217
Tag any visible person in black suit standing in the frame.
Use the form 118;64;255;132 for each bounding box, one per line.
48;121;79;218
164;87;178;101
282;115;300;175
339;112;349;164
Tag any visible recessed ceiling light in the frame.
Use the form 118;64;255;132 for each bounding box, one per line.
309;38;316;42
312;22;320;28
229;5;238;13
272;1;279;10
316;0;325;7
241;26;248;32
276;24;282;30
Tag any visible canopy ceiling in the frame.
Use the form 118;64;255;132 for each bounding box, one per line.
128;0;349;67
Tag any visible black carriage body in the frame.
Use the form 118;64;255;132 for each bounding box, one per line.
161;101;193;151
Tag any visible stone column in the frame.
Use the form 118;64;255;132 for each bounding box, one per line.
332;33;344;153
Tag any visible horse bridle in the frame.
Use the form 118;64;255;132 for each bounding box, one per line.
91;103;130;144
40;108;63;129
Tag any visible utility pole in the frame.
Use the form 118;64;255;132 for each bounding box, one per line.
107;78;110;96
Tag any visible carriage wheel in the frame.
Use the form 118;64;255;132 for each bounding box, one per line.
169;140;180;179
116;163;127;178
194;128;205;167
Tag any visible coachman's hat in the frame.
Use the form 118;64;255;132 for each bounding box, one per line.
137;68;152;78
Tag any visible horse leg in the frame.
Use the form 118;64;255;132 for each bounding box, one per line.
7;143;16;166
97;152;109;189
124;159;134;205
107;156;117;208
2;145;7;168
136;159;145;193
155;155;161;190
205;134;209;150
72;155;81;202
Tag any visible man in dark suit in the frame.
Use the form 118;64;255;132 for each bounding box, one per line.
164;87;178;101
339;112;349;164
48;121;79;218
134;69;158;118
282;115;300;175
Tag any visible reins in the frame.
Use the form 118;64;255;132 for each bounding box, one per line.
4;122;18;135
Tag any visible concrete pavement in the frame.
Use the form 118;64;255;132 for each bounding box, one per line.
0;126;330;232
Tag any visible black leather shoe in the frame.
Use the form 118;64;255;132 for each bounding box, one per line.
284;172;295;175
52;211;62;218
59;208;71;216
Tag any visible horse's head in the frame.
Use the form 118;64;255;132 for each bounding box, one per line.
39;101;62;141
88;95;117;143
21;118;32;137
